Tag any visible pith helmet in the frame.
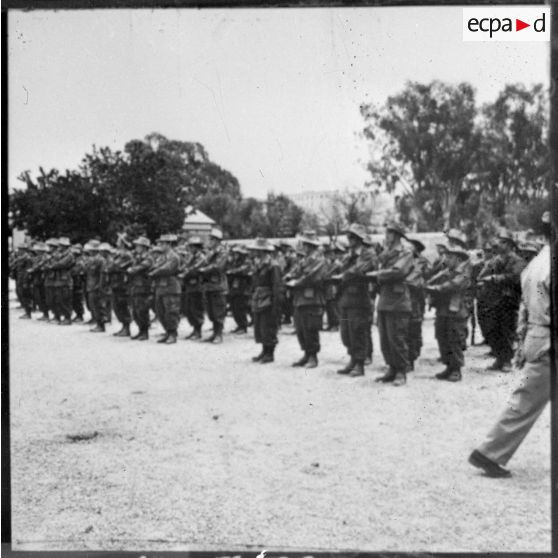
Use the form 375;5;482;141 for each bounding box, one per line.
98;242;114;253
57;237;71;247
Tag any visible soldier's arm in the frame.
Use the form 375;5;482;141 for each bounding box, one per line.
150;254;179;277
290;258;328;287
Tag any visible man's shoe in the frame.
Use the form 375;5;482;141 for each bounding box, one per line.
435;368;451;380
60;319;72;326
204;333;223;344
487;359;506;371
260;353;274;364
90;325;105;333
114;325;131;337
306;355;318;369
337;359;356;375
446;369;462;382
86;318;96;325
136;332;149;341
37;315;49;322
292;354;309;367
468;450;511;478
157;334;169;343
19;313;32;319
113;327;125;337
392;372;406;386
349;362;365;377
165;334;177;344
73;316;84;323
231;326;247;334
131;332;142;340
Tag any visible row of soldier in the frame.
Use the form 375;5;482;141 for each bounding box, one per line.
10;222;538;386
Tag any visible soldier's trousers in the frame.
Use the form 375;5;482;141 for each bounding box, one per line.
230;293;249;330
339;305;370;363
88;290;109;325
72;287;84;318
254;308;278;347
491;300;518;364
131;294;151;333
435;316;467;371
478;347;552;466
377;310;411;373
112;290;131;325
408;319;423;363
478;301;498;350
45;286;58;318
54;286;72;320
155;292;180;334
282;292;293;324
325;299;339;328
206;291;227;334
34;283;48;315
183;291;205;330
294;305;323;356
20;282;34;315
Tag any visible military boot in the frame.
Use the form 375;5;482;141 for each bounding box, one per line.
392;371;407;387
165;332;177;344
349;361;365;377
305;355;318;369
135;330;149;341
260;345;275;364
157;333;169;343
435;367;451;380
90;324;105;333
375;368;396;383
113;325;125;337
115;324;131;337
252;348;265;362
445;369;462;382
185;328;201;340
337;359;356;375
292;354;309;367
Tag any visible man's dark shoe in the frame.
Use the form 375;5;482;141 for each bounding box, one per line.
446;369;462;382
231;326;247;334
113;326;125;337
86;318;96;325
73;316;84;323
204;333;223;344
292;354;309;367
60;319;72;326
349;362;365;377
260;353;274;364
90;325;105;333
337;359;355;375
392;371;406;386
131;332;142;340
165;334;177;344
435;368;451;380
19;313;32;319
115;325;131;337
135;332;149;341
157;334;169;344
468;450;511;478
306;355;318;369
37;315;49;322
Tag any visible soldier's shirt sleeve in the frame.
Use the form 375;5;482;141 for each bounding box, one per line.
437;269;471;293
203;249;228;274
342;249;377;279
377;249;413;282
151;253;180;277
292;256;328;286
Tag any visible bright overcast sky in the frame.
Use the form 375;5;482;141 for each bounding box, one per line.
8;7;549;199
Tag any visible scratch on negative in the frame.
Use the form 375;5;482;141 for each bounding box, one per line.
22;85;29;105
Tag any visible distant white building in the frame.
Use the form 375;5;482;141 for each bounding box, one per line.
288;188;396;228
182;209;216;241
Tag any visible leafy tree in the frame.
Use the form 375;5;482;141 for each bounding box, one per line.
361;80;480;230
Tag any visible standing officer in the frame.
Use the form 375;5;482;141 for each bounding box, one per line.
477;230;525;371
227;245;252;334
29;243;50;321
335;224;377;378
425;245;471;382
198;228;228;344
149;234;181;344
249;238;283;364
181;236;207;340
405;237;431;371
127;236;154;340
469;211;553;477
286;233;328;369
43;238;61;324
51;237;75;324
107;241;134;337
14;244;34;319
368;222;413;387
323;243;344;332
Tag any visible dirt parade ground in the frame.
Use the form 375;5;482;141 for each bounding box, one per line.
9;298;550;553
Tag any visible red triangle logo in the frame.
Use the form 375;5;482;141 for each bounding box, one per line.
516;19;530;31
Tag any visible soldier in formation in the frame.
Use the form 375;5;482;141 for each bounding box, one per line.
10;221;541;386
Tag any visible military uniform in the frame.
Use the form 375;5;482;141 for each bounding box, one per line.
250;239;283;363
287;238;328;368
227;247;252;333
426;247;471;381
199;238;228;342
107;247;134;336
323;252;342;331
336;225;378;377
86;246;109;330
127;237;154;340
13;248;34;318
50;240;75;323
181;241;207;339
70;248;86;321
149;238;181;343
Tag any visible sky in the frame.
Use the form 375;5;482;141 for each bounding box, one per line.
8;7;549;199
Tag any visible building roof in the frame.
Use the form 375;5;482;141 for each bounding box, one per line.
183;209;216;226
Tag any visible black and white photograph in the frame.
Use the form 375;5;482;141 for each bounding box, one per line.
5;3;556;554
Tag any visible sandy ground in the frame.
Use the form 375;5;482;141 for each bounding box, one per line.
9;296;551;552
